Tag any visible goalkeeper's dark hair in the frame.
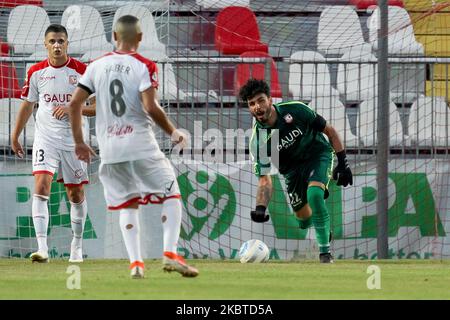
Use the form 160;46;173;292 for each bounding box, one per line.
45;24;68;37
239;78;271;102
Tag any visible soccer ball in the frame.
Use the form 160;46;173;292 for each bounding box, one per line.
239;239;270;263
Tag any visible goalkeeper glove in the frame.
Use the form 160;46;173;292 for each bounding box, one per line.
251;205;270;223
332;150;353;187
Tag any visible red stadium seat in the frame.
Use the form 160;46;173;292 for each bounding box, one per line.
0;0;42;7
0;41;9;56
215;6;268;55
236;51;282;98
350;0;404;9
0;63;21;98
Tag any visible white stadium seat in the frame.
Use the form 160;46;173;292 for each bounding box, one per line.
7;5;50;55
358;98;405;147
289;51;339;102
140;50;186;101
337;49;378;102
367;6;425;104
61;5;113;56
408;96;450;147
112;4;166;54
112;4;185;101
308;97;360;147
318;6;372;56
367;6;424;56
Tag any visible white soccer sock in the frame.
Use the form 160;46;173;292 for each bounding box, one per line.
119;208;142;263
70;199;87;249
161;198;182;254
32;195;49;253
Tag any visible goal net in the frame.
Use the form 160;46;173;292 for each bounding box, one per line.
0;0;449;261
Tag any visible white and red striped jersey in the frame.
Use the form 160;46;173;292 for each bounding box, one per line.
21;57;87;151
78;51;160;164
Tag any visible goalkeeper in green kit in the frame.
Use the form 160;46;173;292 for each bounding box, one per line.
239;79;353;263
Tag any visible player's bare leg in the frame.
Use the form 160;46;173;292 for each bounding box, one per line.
30;174;53;263
67;185;87;263
296;204;312;230
161;198;198;277
120;202;144;279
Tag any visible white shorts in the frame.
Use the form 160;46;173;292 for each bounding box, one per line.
99;155;181;210
32;140;89;186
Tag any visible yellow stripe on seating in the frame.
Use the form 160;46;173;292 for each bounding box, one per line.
405;0;450;12
411;13;450;35
430;64;450;80
416;35;450;55
426;80;450;100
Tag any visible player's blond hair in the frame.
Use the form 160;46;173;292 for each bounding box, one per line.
114;15;142;42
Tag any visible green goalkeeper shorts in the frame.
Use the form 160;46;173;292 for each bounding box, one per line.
284;151;333;212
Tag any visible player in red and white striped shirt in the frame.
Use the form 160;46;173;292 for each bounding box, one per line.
68;15;198;279
11;24;95;264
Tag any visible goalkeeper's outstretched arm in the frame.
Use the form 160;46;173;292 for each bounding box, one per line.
251;175;272;223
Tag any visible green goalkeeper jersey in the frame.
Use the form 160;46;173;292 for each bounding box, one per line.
250;101;333;176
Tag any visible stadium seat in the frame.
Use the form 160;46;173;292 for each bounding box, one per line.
7;5;50;55
140;50;186;101
408;96;450;147
113;4;166;54
358;98;405;147
318;6;372;56
0;98;35;147
390;66;425;105
215;6;268;55
367;7;425;103
0;39;9;56
0;63;21;99
196;0;250;8
308;97;359;147
289;51;339;102
235;51;282;98
367;6;424;55
349;0;404;10
337;49;377;102
0;0;42;8
61;5;113;56
112;4;184;101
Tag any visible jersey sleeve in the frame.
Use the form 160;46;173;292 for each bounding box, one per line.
249;124;273;177
294;102;317;126
78;63;95;95
21;68;39;102
139;61;159;92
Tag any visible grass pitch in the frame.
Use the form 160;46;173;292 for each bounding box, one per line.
0;259;449;300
